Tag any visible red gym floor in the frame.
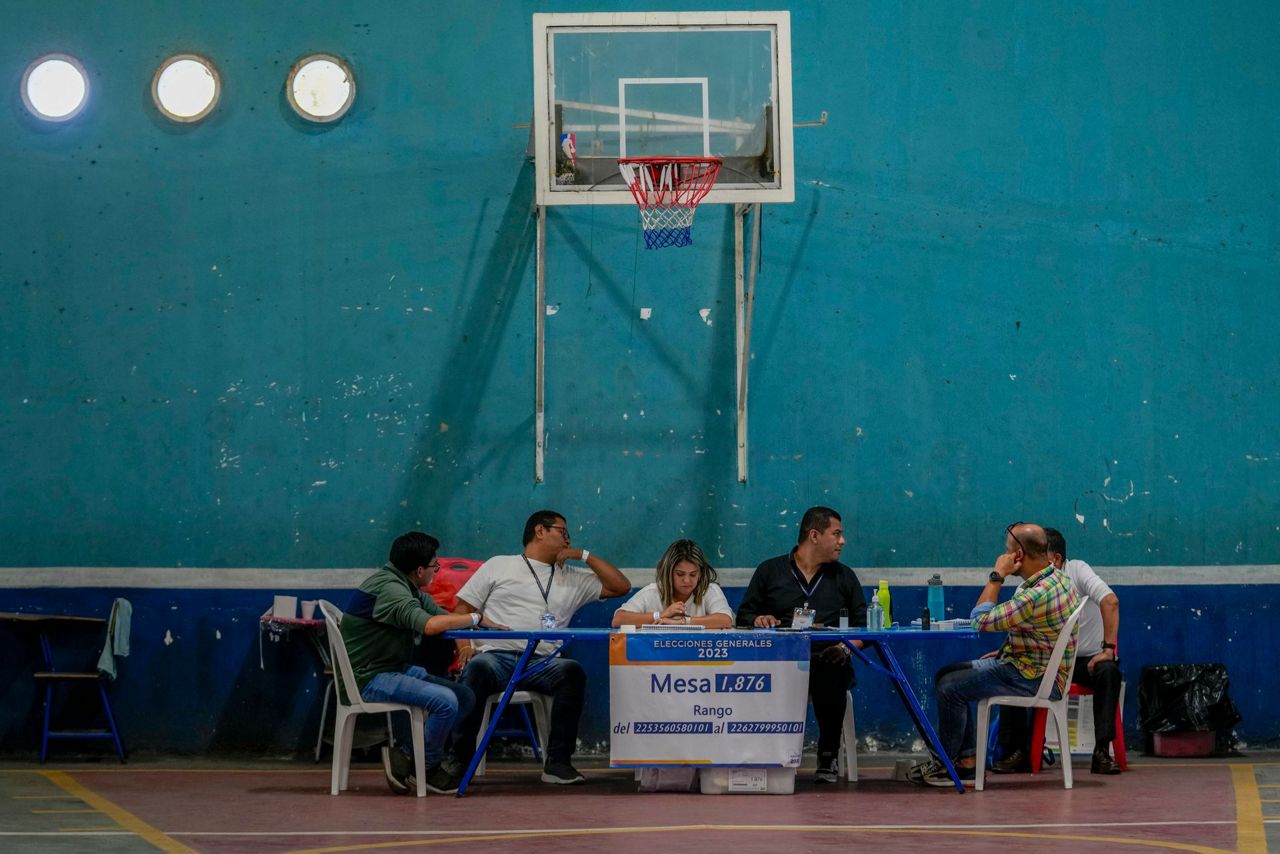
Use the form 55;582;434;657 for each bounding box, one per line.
1;755;1276;853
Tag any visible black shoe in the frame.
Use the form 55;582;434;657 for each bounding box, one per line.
422;763;461;794
381;746;413;795
991;747;1030;774
1091;747;1122;775
814;756;839;784
541;760;586;785
440;753;464;778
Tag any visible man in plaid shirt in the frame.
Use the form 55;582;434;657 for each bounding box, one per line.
911;522;1080;787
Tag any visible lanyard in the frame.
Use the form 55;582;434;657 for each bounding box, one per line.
791;566;825;604
521;555;555;606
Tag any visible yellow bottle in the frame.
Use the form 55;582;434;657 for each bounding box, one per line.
876;579;892;626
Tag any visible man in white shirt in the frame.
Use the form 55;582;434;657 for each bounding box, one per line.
993;527;1123;775
450;509;631;784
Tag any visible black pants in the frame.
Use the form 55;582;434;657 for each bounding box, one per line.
999;656;1122;750
809;651;855;761
451;651;586;764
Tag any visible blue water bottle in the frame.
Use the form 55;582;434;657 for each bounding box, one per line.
927;573;945;622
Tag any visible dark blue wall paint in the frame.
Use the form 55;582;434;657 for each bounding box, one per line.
0;583;1271;757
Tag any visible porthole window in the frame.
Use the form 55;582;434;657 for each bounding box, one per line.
21;53;89;122
286;54;355;123
152;54;220;123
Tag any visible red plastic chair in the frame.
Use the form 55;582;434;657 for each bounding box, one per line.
1031;677;1127;772
423;557;483;613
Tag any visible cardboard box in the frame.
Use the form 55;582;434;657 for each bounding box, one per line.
699;766;796;794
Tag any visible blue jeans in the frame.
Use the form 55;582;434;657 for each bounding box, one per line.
362;665;476;768
934;657;1051;761
453;651;586;764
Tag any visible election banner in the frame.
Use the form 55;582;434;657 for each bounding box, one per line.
608;631;809;767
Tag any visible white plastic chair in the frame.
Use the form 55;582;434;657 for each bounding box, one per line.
474;691;552;775
318;600;427;797
974;600;1087;791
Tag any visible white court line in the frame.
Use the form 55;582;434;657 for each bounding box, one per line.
157;820;1244;837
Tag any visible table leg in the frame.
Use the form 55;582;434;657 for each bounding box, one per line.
456;640;538;797
874;640;966;794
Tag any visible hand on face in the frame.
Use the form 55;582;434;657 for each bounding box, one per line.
994;550;1020;578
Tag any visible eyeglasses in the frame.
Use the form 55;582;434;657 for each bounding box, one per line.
1005;522;1025;553
425;561;440;571
545;525;569;537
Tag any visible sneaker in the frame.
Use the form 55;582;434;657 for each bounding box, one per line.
814;757;839;784
541;760;586;785
422;763;461;794
1091;747;1122;775
923;762;976;788
906;758;945;785
381;746;412;795
991;747;1030;774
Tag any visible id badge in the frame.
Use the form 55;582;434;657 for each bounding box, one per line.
791;606;816;630
541;611;557;630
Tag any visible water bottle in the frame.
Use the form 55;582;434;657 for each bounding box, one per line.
876;579;892;626
838;608;850;630
867;596;885;631
928;573;945;622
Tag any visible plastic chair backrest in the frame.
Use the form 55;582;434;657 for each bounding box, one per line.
1031;599;1087;701
318;600;361;707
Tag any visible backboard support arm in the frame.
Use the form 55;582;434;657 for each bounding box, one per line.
734;202;761;483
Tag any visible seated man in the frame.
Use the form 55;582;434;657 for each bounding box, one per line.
736;506;868;784
450;509;630;784
993;526;1123;775
912;522;1080;787
341;531;496;794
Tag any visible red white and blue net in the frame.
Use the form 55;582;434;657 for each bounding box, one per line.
617;157;722;249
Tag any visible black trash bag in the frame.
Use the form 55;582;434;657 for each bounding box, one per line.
1139;664;1243;733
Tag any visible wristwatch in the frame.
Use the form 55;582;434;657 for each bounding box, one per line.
1101;642;1117;652
988;570;1004;584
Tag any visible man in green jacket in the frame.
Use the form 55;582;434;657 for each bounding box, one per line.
342;531;498;794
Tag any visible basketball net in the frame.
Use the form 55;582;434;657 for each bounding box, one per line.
617;157;722;249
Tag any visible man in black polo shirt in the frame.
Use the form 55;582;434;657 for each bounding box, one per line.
737;506;868;783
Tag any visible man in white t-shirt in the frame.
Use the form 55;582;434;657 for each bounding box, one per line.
994;527;1123;775
450;509;630;785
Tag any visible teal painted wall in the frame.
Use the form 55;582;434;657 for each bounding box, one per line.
2;0;1278;572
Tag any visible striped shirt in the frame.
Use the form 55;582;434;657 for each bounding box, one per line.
971;564;1080;695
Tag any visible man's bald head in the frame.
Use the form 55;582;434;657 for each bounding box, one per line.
1008;522;1048;558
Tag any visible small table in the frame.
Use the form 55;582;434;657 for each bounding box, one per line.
258;612;332;760
442;627;978;795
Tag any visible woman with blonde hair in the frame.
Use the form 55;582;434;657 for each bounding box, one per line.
612;539;734;627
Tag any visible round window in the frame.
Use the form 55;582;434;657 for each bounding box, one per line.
152;54;221;123
286;54;355;123
22;53;90;122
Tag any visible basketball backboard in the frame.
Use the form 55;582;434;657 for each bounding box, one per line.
532;11;794;206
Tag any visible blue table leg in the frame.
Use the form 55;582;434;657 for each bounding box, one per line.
844;638;966;793
456;640;538;797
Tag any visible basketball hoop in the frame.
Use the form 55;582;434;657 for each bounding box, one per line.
617;156;722;249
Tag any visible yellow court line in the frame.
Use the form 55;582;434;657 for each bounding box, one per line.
1230;765;1267;854
40;771;196;854
286;823;1238;854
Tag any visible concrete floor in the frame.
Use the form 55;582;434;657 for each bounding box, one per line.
0;753;1276;853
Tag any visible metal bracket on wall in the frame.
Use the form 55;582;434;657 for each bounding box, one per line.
535;201;761;484
534;204;547;483
734;202;762;483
